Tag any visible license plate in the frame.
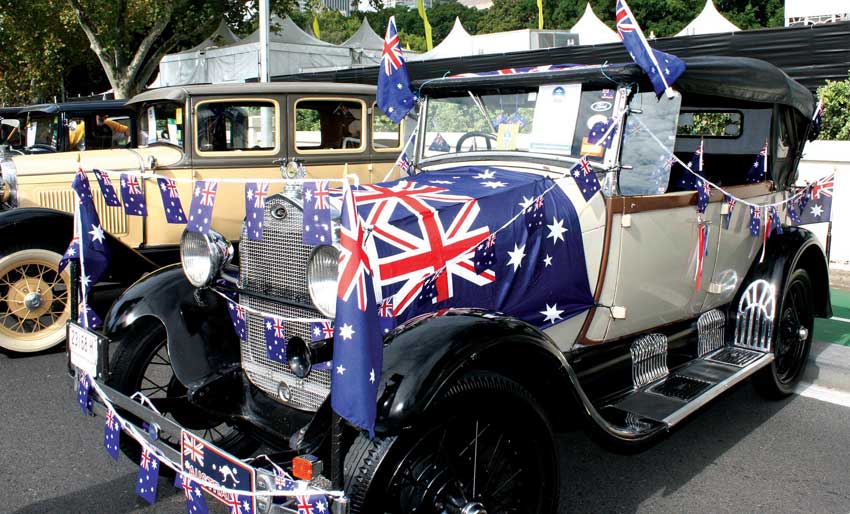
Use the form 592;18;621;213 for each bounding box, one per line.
68;323;100;378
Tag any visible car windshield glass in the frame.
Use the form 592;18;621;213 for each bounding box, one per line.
140;101;184;148
25;113;59;148
422;85;618;164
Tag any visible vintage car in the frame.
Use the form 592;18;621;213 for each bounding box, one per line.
71;57;829;513
0;83;405;353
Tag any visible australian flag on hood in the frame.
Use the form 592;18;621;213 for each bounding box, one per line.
377;16;416;123
616;0;685;97
330;167;595;434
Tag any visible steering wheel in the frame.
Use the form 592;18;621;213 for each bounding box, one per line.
455;131;496;152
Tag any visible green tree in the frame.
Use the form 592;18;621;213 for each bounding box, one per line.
817;74;850;141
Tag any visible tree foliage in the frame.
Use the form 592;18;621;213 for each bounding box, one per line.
817;73;850;141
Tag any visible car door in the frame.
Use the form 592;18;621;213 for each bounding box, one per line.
602;90;721;341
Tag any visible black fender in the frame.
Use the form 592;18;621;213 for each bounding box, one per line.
744;226;831;318
373;310;571;435
0;207;158;284
102;264;241;388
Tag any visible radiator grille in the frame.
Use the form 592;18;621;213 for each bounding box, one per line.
239;194;330;411
38;188;128;235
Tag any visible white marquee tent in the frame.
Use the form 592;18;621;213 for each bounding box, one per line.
157;16;384;86
570;3;619;45
676;0;740;36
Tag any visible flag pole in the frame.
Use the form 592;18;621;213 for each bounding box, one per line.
259;0;270;83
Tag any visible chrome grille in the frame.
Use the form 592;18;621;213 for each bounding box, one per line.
239;193;330;412
697;309;725;357
734;279;775;352
630;333;668;389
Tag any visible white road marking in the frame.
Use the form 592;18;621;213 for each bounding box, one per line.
829;316;850;323
795;382;850;409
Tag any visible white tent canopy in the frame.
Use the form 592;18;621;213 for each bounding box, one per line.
570;3;619;45
409;18;474;61
157;16;383;86
676;0;740;36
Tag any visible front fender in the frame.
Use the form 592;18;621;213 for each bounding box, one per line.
0;207;157;284
747;226;831;318
102;265;240;387
374;310;574;434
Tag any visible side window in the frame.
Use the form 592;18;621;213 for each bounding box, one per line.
196;100;277;153
618;91;682;196
295;99;364;152
677;111;742;138
89;113;132;150
372;104;402;151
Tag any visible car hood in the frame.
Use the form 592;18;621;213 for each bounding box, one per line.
9;146;183;177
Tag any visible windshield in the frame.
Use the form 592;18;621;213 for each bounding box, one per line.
140;101;184;148
422;85;619;164
25;113;59;148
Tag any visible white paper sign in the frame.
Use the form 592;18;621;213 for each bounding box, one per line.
529;84;582;155
147;106;157;144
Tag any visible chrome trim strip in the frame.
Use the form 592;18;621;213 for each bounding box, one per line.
734;279;776;352
630;333;669;389
697;309;726;357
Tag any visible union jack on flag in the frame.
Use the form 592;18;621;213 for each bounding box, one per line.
182;431;205;466
377;16;416;123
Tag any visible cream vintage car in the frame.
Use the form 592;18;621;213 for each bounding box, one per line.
0;82;405;352
72;57;830;513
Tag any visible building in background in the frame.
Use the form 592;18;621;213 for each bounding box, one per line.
298;0;353;16
383;0;433;8
785;0;849;26
458;0;493;9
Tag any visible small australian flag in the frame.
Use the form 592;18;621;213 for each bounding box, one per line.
587;117;618;148
227;299;247;342
377;16;416;123
104;408;121;460
136;447;160;505
788;204;802;225
264;315;287;364
474;233;497;275
303;181;333;245
188;180;218;234
156;178;187;224
745;142;767;184
769;206;783;235
724;194;736;229
749;206;761;237
311;320;335;341
93;169;121;206
120;174;147;216
696;178;710;214
175;475;209;514
77;373;92;415
429;133;450;152
526;195;545;233
378;297;396;335
245;181;269;241
571;157;600;201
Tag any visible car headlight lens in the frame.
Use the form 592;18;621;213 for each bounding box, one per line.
180;229;233;288
0;158;19;209
307;245;339;318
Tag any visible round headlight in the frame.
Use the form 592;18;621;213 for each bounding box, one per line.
0;158;19;209
307;245;339;317
180;229;232;288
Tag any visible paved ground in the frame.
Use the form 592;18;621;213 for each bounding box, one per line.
2;348;850;514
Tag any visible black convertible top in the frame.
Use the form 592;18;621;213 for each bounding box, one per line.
19;99;130;115
416;56;815;118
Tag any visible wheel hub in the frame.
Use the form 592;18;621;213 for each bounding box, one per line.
798;326;809;341
6;277;53;319
460;502;488;514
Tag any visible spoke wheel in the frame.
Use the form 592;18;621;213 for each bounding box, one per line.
108;321;258;464
345;373;558;514
753;269;814;399
0;249;70;352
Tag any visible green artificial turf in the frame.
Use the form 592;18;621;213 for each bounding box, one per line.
814;289;850;347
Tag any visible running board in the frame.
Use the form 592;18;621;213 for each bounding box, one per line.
606;348;773;429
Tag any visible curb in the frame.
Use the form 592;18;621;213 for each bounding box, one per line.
802;340;850;393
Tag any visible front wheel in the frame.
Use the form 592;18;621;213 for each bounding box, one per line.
344;372;559;514
0;248;71;352
107;321;259;463
753;268;814;399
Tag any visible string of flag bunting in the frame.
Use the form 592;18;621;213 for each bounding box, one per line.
77;371;341;512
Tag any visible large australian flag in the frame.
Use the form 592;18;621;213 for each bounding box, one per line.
63;170;110;286
377;16;416;124
616;0;685;97
331;188;383;437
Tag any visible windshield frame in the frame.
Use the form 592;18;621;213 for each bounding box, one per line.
138;100;186;151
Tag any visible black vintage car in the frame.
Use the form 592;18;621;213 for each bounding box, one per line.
69;57;829;513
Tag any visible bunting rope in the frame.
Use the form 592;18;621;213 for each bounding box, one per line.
86;376;342;499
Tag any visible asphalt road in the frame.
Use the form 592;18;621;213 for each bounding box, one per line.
2;348;850;514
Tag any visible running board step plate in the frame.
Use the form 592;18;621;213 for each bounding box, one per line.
609;351;773;428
